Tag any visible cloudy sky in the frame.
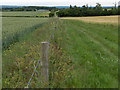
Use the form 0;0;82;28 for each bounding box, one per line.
0;0;119;6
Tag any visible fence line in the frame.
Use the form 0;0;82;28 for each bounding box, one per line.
25;18;58;88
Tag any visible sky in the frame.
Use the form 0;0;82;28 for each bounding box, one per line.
0;0;119;6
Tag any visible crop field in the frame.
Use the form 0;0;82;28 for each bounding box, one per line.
2;11;50;17
2;15;118;88
2;17;48;49
61;15;118;25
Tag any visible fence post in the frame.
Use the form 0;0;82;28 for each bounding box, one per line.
41;42;49;87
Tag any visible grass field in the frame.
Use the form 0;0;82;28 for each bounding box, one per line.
2;10;118;88
61;15;118;25
2;16;118;88
2;11;50;17
61;20;118;88
2;17;48;50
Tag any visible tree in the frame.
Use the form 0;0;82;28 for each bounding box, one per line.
102;8;108;16
74;5;77;9
118;5;120;14
94;3;103;15
49;12;54;17
70;5;72;9
49;10;55;17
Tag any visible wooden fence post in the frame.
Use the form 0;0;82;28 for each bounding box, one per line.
41;42;49;87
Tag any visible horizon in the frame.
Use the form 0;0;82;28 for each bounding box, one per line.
0;0;119;7
0;5;118;7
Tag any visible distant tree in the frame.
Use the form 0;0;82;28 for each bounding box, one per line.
118;5;120;14
74;5;77;9
49;12;54;17
81;5;89;16
102;8;108;16
111;8;118;15
70;5;72;9
114;2;117;9
95;3;102;9
94;3;103;15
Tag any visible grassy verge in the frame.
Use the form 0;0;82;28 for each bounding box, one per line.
2;18;118;88
2;18;73;88
58;19;118;88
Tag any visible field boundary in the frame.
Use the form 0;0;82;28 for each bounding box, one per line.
1;16;49;18
60;15;118;25
26;19;57;88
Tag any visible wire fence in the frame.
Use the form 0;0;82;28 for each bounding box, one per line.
25;18;58;88
26;59;41;88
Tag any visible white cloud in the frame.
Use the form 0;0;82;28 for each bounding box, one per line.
0;0;119;6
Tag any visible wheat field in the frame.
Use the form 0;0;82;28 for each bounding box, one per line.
61;15;118;25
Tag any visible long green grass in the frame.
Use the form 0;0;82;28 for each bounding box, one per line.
2;17;48;50
59;20;118;88
2;18;118;88
2;18;73;88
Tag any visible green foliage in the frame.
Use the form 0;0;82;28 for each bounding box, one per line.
2;6;57;11
118;6;120;15
49;8;59;17
57;3;119;17
49;12;54;17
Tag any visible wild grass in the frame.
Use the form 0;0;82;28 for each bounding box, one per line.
2;17;118;88
59;19;118;88
2;18;73;88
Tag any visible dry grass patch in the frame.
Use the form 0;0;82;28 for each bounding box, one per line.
61;15;118;25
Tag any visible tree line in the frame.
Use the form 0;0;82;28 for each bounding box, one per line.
2;6;58;11
49;3;119;17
